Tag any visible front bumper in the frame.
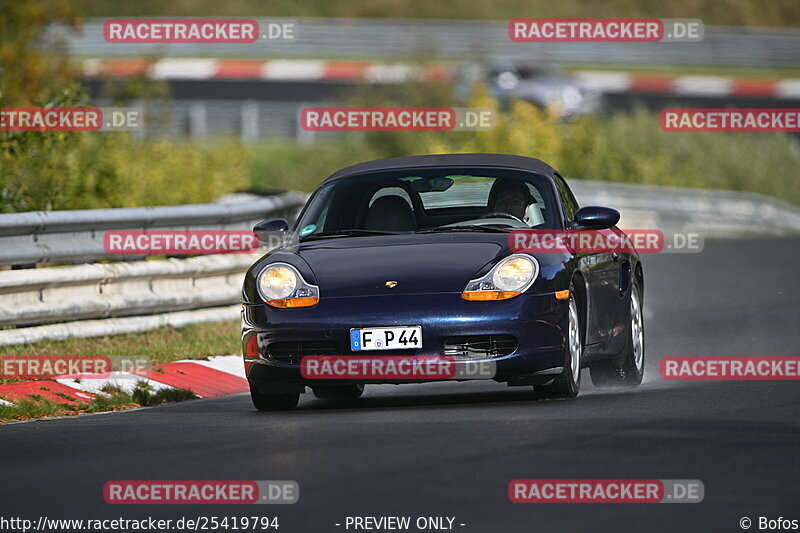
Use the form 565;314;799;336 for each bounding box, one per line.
243;292;567;390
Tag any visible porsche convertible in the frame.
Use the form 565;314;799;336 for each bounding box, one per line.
242;154;645;410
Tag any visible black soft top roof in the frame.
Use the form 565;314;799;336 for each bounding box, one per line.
323;153;557;183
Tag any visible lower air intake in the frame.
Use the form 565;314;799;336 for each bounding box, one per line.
268;341;337;364
443;335;517;358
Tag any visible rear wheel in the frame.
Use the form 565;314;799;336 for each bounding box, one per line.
312;384;365;400
535;284;582;399
250;385;300;411
589;282;645;388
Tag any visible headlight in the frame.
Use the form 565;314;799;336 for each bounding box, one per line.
463;254;538;301
257;263;319;308
260;265;297;300
493;256;535;291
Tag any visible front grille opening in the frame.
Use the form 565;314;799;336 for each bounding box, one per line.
443;335;517;358
268;341;337;364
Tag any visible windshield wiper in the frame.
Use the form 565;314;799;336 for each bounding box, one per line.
415;224;512;234
302;229;405;240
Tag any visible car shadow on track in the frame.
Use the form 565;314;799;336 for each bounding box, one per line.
243;380;662;416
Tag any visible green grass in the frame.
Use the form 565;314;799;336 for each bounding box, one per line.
248;105;800;206
71;0;800;28
0;321;241;366
1;132;251;213
249;139;387;193
0;321;227;423
0;383;196;424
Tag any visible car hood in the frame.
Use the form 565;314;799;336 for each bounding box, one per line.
296;234;505;297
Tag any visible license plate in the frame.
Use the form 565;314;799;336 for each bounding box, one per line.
350;326;422;351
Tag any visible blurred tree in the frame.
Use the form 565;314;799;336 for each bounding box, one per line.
0;0;82;106
1;0;86;211
0;1;248;212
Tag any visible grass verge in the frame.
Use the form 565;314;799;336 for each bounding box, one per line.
0;321;239;422
250;104;800;205
0;320;241;366
0;383;196;424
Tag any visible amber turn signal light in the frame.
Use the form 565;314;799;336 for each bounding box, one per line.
462;291;521;301
266;297;319;308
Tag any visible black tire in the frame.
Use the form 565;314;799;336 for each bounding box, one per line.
250;385;300;411
535;283;582;399
312;384;365;400
589;282;645;388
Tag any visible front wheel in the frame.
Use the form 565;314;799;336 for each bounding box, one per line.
250;385;300;411
589;282;645;388
535;284;582;399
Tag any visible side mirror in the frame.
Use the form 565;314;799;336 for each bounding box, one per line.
573;206;620;230
253;218;289;233
253;218;289;244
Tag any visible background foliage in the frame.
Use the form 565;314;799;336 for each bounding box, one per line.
0;0;248;212
71;0;800;28
2;0;799;212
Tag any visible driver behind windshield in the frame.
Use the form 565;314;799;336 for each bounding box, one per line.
488;178;532;221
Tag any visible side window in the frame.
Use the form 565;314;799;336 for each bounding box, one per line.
523;182;547;227
554;174;579;222
296;184;334;235
314;200;330;233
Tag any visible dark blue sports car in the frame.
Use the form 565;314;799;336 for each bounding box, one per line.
242;154;644;410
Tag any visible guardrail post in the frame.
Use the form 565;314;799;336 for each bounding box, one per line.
296;102;315;146
241;101;259;143
189;102;207;140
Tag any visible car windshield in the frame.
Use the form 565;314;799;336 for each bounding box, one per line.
295;168;559;239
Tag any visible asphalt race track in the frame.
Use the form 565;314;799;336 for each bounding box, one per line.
1;238;799;533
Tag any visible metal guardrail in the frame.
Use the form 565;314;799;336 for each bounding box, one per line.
0;254;254;327
570;181;800;237
0;184;798;345
0;192;307;333
0;191;306;266
51;18;800;68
